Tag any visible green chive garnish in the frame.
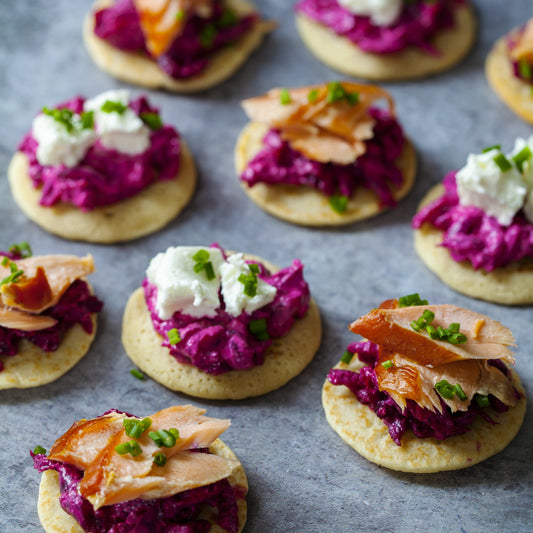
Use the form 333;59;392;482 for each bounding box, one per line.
481;144;501;153
308;89;319;103
475;394;490;408
435;380;455;400
149;429;178;448
280;88;291;105
80;111;94;129
249;318;269;341
1;257;8;266
192;250;216;281
123;418;152;439
218;8;237;28
9;241;32;258
140;112;163;131
130;368;145;380
42;107;76;132
493;152;512;172
115;440;142;456
329;194;348;213
398;293;428;307
33;445;47;455
340;350;353;364
518;59;532;80
512;145;532;172
101;100;128;114
176;10;185;20
200;23;217;48
167;328;181;345
454;384;467;401
238;263;261;298
381;360;394;369
426;325;439;339
326;81;359;106
153;452;167;466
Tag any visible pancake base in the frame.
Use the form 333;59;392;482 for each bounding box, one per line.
0;313;97;389
322;358;526;473
122;255;321;399
234;121;417;226
414;184;533;305
37;439;248;533
485;28;533;125
7;142;196;244
295;4;476;81
83;0;275;93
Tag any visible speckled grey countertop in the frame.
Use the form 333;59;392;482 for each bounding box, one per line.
0;1;531;532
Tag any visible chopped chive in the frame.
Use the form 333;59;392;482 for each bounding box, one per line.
200;23;217;48
308;89;319;103
167;328;181;345
140;112;163;130
33;445;47;455
518;59;532;80
248;263;259;274
280;88;291;105
493;152;512;172
192;250;210;262
481;144;501;153
204;262;215;280
512;145;532;172
410;320;421;332
80;111;94;129
426;325;439;339
326;81;359;106
422;310;435;323
435;380;455;400
381;360;394;369
448;323;460;333
101;100;128;114
169;428;179;440
115;440;142;456
9;241;32;258
475;394;490;408
176;9;185;20
43;106;76;132
123;418;152;439
149;429;177;448
340;350;353;364
153;452;167;466
437;326;446;339
130;368;145;380
454;383;467;401
448;333;467;344
249;318;269;341
1;257;8;266
218;8;237;28
398;293;428;307
329;194;348;213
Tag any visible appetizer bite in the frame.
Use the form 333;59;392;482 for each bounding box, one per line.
323;295;526;473
8;89;196;243
32;405;247;533
486;18;533;124
122;245;321;399
294;0;476;81
235;81;416;226
84;0;276;92
412;139;533;304
0;243;103;389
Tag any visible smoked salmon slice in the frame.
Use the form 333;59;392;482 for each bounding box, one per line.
350;304;516;367
48;405;236;509
241;82;395;165
0;307;57;331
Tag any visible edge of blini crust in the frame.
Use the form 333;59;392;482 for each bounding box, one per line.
83;0;276;93
234;121;417;226
0;292;98;389
7;141;197;244
122;255;322;399
485;28;533;125
295;3;476;81
322;358;526;473
413;184;533;305
37;438;248;533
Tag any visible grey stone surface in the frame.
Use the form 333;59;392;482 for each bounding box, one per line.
0;1;531;532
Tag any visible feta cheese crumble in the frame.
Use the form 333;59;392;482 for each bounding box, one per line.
337;0;402;27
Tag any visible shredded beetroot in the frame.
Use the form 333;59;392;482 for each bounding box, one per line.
18;96;180;212
295;0;462;54
412;172;533;271
241;108;405;207
32;452;241;533
94;0;256;79
144;258;310;375
328;341;510;446
0;280;103;359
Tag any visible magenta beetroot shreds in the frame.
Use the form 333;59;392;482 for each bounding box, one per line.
94;0;256;79
144;258;310;375
295;0;461;54
18;96;180;212
412;173;533;271
241;108;405;207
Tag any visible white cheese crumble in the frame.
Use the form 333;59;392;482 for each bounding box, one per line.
84;89;150;155
456;147;527;226
220;254;277;316
337;0;402;27
146;247;278;320
146;246;225;319
32;113;96;167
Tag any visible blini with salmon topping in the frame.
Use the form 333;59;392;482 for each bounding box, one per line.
83;0;276;93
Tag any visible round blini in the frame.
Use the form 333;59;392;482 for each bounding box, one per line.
235;121;416;226
322;358;526;473
414;184;533;305
0;305;97;390
83;0;276;93
7;142;196;244
295;3;476;81
486;28;533;125
122;255;321;399
37;438;248;533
